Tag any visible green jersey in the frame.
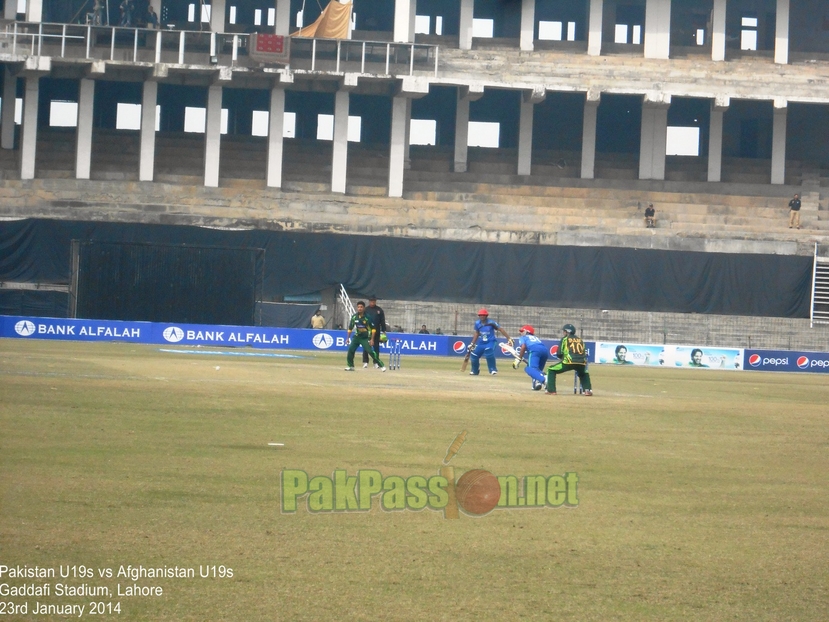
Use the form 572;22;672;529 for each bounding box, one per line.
559;335;587;365
348;313;375;336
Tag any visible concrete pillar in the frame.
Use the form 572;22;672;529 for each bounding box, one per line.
210;0;226;33
639;94;670;180
711;0;726;62
331;89;350;194
774;0;789;65
26;0;43;22
204;85;223;188
4;0;18;19
587;0;604;56
1;68;16;150
707;97;728;183
20;76;39;180
409;0;416;42
394;0;413;43
644;0;671;59
517;88;545;176
459;0;474;51
517;99;534;176
139;80;157;182
266;86;286;188
275;0;291;36
454;92;470;173
580;92;600;179
404;98;412;168
771;99;787;185
389;95;408;197
75;79;94;180
520;0;535;52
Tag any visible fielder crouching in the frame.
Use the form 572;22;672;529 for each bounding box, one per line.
545;324;593;396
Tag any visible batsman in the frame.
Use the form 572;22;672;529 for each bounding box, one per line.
344;301;386;372
545;324;592;396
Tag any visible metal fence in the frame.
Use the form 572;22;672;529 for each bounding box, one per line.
1;22;438;77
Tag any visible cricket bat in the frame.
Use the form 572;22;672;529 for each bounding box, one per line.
460;351;471;372
499;342;527;366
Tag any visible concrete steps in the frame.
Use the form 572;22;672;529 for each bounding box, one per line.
6;131;827;252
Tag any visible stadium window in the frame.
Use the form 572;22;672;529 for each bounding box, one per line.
435;16;443;35
666;127;700;156
567;22;576;41
49;101;77;127
184;107;228;134
17;0;25;12
116;104;161;131
255;9;262;26
250;111;297;138
538;21;563;41
188;3;195;22
615;24;628;44
316;114;361;142
410;119;437;146
296;10;303;28
267;8;275;26
632;25;641;45
741;16;758;50
229;6;236;24
116;103;141;130
201;4;211;22
0;97;22;125
415;15;430;35
472;19;494;38
468;121;499;148
696;29;705;45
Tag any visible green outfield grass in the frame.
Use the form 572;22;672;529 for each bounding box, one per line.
1;339;828;621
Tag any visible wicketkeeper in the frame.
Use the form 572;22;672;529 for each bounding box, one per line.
546;324;592;396
344;301;386;372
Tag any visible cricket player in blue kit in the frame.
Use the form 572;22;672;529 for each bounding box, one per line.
468;308;512;375
513;325;549;390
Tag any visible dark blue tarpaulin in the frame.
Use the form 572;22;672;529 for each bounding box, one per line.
0;218;813;320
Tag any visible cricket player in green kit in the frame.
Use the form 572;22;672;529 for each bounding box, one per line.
546;324;592;395
344;301;386;371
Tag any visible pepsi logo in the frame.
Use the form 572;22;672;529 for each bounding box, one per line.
748;354;761;367
797;356;809;369
453;341;467;354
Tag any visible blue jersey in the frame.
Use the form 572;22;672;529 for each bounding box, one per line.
474;319;501;344
518;334;547;354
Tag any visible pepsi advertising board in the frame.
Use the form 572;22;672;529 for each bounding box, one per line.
744;350;829;373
